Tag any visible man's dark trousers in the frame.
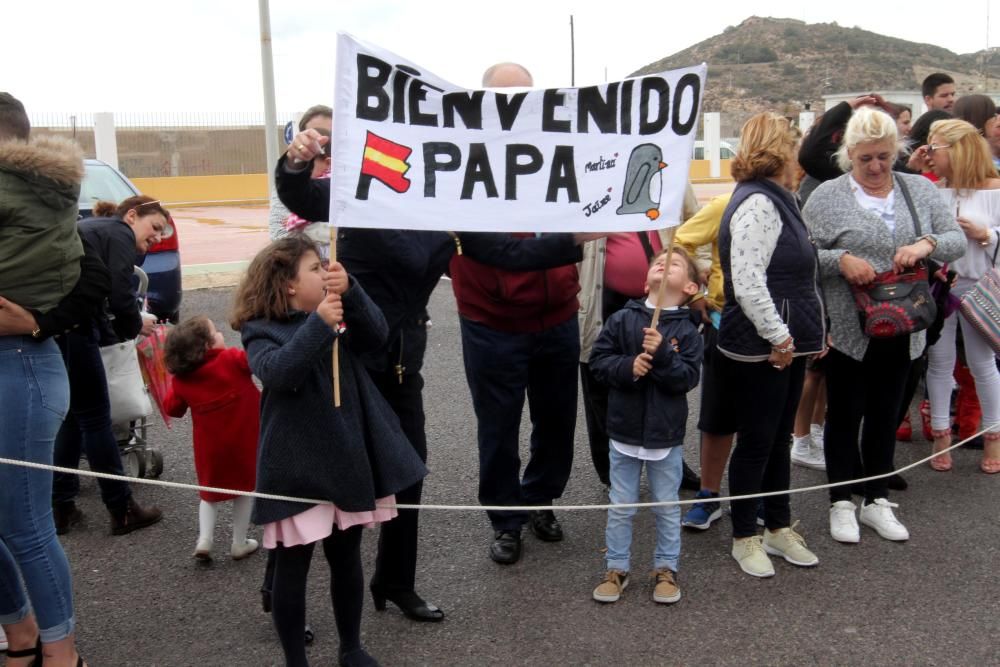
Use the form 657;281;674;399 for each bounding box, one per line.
460;316;578;532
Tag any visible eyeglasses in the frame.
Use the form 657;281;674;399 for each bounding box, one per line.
927;144;951;155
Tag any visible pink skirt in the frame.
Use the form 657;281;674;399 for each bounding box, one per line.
262;496;397;549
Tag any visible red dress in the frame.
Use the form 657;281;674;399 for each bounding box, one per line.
164;347;260;502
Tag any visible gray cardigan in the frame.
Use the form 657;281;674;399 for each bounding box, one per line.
803;172;965;362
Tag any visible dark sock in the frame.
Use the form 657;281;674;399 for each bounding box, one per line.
322;526;365;655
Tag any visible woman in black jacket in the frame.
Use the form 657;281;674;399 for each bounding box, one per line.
50;196;167;536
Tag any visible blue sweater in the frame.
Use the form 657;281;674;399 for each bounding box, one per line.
241;282;427;525
589;301;702;449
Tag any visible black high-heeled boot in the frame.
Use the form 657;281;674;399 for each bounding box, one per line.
370;587;444;622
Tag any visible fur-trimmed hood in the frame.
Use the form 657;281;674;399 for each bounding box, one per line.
0;135;85;210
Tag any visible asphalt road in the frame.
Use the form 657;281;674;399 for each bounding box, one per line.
59;285;999;666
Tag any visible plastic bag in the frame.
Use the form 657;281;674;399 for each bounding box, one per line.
136;323;173;428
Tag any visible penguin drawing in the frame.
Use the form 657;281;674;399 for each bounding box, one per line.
616;143;666;220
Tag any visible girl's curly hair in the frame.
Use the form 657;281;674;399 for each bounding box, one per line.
164;316;215;376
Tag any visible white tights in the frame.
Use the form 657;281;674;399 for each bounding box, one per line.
198;496;253;546
927;294;1000;434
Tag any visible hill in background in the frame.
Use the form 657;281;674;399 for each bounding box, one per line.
631;16;1000;135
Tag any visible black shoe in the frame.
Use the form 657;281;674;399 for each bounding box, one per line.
109;498;163;536
304;624;315;645
681;461;701;492
371;587;444;622
528;509;564;542
339;647;380;667
887;473;908;491
53;502;84;536
489;529;522;564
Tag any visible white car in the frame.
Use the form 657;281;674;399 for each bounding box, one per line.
692;140;736;160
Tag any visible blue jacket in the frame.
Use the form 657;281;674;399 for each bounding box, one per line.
589;300;702;449
241;281;428;525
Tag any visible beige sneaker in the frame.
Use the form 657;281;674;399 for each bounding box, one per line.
652;568;681;604
593;569;629;603
731;535;775;578
763;521;819;567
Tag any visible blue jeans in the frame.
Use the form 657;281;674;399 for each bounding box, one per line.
459;317;579;531
52;329;132;511
605;445;683;573
0;335;76;642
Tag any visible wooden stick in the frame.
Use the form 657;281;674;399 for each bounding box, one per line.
330;224;342;408
650;226;678;326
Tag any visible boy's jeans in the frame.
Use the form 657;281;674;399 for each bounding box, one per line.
605;445;682;573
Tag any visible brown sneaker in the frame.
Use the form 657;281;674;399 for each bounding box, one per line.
53;502;84;536
109;498;163;536
592;569;629;603
652;568;681;604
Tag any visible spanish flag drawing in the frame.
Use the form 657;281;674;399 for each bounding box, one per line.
359;131;412;194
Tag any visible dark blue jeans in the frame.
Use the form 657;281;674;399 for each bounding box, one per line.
52;329;132;512
460;316;579;531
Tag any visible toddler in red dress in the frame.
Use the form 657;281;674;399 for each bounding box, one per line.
164;316;261;562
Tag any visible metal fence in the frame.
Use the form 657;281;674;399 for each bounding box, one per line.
29;111;294;178
28;110;746;179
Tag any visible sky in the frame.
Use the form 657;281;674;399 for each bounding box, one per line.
3;0;997;116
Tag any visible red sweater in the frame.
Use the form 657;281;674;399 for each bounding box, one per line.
448;235;581;334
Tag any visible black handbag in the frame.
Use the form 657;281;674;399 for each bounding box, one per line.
849;177;938;338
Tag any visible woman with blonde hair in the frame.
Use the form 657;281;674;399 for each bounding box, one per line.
804;107;964;544
923;118;1000;473
708;113;825;577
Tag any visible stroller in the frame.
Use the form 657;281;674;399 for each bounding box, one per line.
110;266;166;479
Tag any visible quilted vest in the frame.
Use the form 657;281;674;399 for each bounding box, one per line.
717;179;825;359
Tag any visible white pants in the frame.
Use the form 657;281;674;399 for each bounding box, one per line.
927;280;1000;434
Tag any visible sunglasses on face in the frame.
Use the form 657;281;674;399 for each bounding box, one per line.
927;144;951;155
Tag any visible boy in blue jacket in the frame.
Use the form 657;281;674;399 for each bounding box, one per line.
589;247;703;604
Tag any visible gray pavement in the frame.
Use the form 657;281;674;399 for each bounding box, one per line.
61;285;999;666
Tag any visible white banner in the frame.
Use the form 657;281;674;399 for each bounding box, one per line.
331;34;705;233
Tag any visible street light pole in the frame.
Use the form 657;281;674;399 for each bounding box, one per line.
259;0;279;194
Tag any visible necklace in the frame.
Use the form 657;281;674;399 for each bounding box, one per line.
859;180;893;197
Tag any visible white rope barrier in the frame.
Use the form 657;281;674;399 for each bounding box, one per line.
0;427;992;511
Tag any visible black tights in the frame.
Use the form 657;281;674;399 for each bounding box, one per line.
271;526;364;667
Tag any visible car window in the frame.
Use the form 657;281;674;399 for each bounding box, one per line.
79;163;137;209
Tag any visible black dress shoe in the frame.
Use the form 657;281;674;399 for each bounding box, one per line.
528;509;563;542
680;461;701;492
489;529;522;564
371;588;444;622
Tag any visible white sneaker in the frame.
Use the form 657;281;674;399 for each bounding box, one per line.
791;435;826;471
810;424;826;464
860;498;909;541
829;501;860;543
231;538;260;560
0;625;8;652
